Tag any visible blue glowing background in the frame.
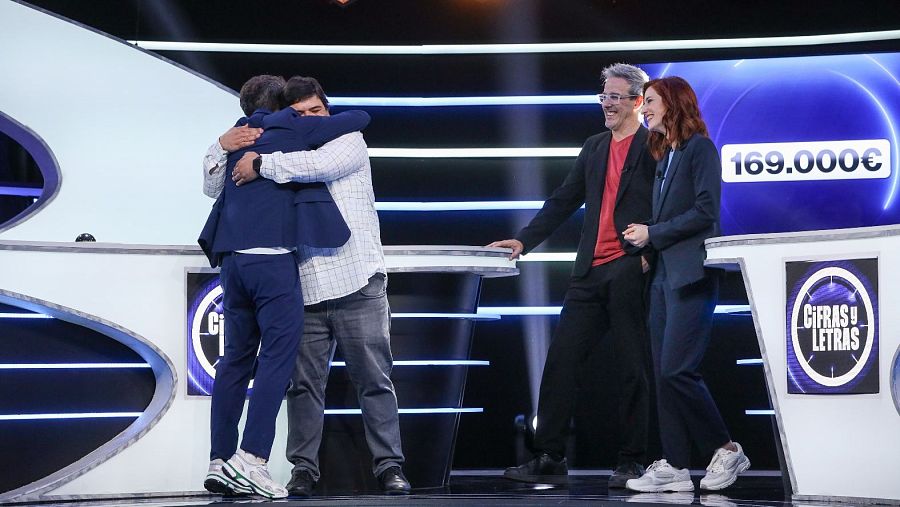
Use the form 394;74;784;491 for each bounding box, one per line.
641;53;900;235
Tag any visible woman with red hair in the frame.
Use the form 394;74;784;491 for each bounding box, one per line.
623;77;750;492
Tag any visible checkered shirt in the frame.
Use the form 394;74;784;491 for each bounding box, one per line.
202;132;386;304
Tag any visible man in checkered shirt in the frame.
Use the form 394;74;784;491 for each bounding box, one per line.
206;76;409;496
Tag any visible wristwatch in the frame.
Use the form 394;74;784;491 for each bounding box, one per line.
252;155;262;174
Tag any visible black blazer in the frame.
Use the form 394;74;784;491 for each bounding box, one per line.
648;133;721;289
516;126;656;279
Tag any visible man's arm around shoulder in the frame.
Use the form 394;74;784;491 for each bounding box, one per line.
236;132;368;185
202;124;262;197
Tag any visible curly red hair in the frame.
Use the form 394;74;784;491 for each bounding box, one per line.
643;77;708;160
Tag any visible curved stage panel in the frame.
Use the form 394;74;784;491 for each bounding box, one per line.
0;289;175;501
0;1;239;244
0;241;516;502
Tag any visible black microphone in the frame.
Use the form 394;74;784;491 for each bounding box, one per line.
656;169;664;180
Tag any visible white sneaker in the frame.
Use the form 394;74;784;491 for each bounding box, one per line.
700;442;751;491
204;458;251;495
223;449;288;499
625;459;694;492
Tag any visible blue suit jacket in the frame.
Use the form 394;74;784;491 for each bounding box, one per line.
198;108;369;267
648;133;721;289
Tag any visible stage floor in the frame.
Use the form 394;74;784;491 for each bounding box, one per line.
19;470;821;507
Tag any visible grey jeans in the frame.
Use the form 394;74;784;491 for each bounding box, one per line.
285;272;404;479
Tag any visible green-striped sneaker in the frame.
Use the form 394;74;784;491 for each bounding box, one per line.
223;449;288;499
204;458;251;495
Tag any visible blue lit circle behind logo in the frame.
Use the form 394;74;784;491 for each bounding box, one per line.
789;267;874;387
187;275;261;396
187;280;224;395
191;286;223;373
786;259;879;394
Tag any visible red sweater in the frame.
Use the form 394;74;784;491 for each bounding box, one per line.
592;133;635;266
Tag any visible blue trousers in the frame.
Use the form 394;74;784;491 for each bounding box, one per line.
648;257;730;469
210;252;304;461
285;272;404;479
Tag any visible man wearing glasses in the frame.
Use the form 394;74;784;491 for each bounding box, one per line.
489;63;656;488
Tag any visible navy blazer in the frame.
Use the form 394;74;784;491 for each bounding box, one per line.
648;133;721;289
516;126;656;279
198;108;368;267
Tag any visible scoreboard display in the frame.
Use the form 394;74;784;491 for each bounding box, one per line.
641;52;900;234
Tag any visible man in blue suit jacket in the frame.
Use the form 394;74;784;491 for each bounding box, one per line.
199;88;368;268
199;75;369;499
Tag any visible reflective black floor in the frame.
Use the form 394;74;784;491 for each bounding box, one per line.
17;470;844;507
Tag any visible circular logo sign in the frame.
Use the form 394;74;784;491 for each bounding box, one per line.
187;277;263;395
190;284;225;382
789;267;874;387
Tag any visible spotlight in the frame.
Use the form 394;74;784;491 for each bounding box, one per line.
514;414;539;464
75;233;96;242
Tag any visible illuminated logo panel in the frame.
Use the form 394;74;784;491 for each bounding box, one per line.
186;270;259;396
785;258;879;394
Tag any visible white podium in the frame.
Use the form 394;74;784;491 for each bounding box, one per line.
705;225;900;504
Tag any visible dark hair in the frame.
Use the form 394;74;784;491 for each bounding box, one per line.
238;75;285;116
643;76;709;160
282;76;329;109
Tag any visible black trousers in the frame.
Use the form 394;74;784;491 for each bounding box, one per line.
533;254;650;465
648;257;730;469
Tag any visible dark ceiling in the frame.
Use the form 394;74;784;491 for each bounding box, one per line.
22;0;900;45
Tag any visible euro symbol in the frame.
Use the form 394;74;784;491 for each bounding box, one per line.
862;147;883;171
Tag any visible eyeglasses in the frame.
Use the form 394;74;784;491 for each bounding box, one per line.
596;93;639;105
